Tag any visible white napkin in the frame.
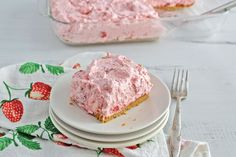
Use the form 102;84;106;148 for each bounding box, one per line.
0;52;211;157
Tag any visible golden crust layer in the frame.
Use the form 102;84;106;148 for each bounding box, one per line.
155;3;194;11
95;94;149;123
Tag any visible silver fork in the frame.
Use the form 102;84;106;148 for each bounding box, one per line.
169;69;189;157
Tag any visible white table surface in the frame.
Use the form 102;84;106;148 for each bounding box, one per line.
0;1;236;157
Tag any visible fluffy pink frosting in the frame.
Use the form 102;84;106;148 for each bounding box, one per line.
146;0;195;8
70;53;153;117
50;0;164;44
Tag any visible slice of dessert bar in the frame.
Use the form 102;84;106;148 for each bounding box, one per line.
70;53;153;123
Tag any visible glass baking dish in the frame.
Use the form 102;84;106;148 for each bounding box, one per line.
159;0;232;41
45;0;166;45
39;0;232;44
50;18;165;45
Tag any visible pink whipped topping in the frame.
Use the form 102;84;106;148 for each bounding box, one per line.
146;0;195;8
50;0;164;44
70;53;153;118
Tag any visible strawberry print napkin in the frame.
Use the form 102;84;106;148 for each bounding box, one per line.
0;52;211;157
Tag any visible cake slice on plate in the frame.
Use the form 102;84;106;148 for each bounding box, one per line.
70;53;153;123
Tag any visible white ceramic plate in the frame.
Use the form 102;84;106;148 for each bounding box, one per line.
50;107;169;142
50;72;171;134
50;110;168;149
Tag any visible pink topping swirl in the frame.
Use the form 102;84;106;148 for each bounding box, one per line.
50;0;159;24
70;53;153;117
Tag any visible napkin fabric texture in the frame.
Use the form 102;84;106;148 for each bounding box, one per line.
0;52;211;157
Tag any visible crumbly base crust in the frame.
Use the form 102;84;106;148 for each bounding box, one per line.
155;3;194;11
95;94;149;123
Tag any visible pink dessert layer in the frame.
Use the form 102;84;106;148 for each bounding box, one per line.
50;0;165;44
146;0;195;8
70;53;153;118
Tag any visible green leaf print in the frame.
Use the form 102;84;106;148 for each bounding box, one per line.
17;135;41;150
96;147;103;157
17;132;35;140
45;65;64;75
0;137;12;151
19;62;40;74
16;125;40;134
44;117;60;134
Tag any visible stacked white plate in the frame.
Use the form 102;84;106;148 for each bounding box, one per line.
49;72;171;149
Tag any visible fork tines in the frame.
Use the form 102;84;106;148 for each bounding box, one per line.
171;69;189;98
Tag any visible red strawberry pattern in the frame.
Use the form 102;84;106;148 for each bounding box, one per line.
102;148;125;157
26;82;52;100
0;132;5;137
1;81;25;122
126;145;139;150
1;99;24;122
55;134;68;140
1;81;52;122
54;141;72;147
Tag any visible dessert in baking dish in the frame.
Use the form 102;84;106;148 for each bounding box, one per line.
49;0;164;44
70;53;153;123
146;0;195;10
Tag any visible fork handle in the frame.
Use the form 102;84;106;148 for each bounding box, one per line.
169;97;182;157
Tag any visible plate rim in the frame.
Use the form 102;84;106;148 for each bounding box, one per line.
50;107;169;142
49;110;168;149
